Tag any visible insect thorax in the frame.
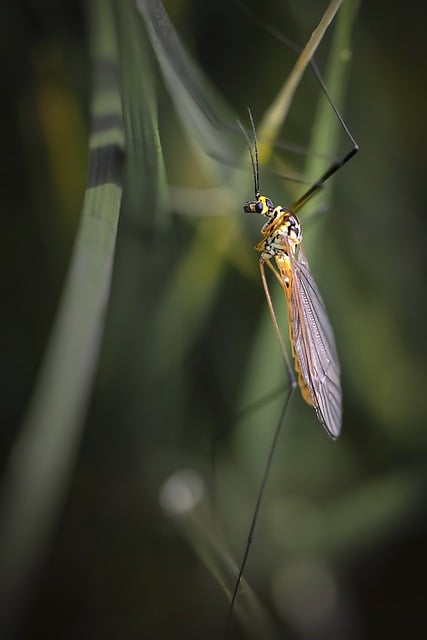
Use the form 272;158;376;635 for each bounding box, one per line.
260;206;302;260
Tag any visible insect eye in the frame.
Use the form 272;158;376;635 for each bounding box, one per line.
266;199;273;210
255;201;264;214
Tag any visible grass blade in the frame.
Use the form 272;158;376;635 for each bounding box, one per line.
136;0;237;166
258;0;344;163
0;0;124;634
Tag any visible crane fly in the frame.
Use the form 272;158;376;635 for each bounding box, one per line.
220;3;359;629
227;97;358;624
242;117;342;439
237;76;359;438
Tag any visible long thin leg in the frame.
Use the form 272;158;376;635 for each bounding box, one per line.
259;259;297;391
225;385;294;632
224;260;297;630
236;384;286;421
280;37;359;211
292;141;358;212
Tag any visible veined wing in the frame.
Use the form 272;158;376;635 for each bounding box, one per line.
285;243;342;438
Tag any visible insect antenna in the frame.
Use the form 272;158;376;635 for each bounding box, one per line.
247;107;260;197
237;108;260;197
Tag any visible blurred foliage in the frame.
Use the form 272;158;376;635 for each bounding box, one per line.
1;1;427;639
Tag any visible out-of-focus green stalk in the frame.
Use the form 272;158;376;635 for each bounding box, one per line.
0;1;124;634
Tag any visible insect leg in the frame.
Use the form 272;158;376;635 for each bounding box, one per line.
259;259;297;391
225;385;294;630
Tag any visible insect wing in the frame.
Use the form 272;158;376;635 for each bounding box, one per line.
288;244;342;438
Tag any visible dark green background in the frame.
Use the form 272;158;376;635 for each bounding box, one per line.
1;1;426;639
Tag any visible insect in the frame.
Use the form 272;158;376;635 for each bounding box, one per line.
227;86;358;627
242;108;342;439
